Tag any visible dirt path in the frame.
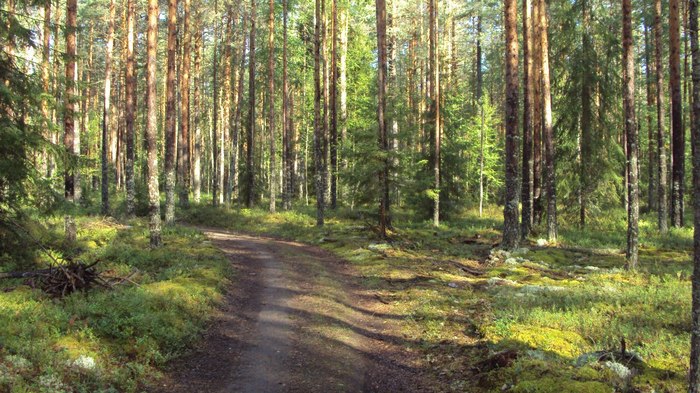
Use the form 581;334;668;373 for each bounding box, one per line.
154;227;428;393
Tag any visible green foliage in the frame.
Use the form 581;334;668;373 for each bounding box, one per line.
0;218;231;392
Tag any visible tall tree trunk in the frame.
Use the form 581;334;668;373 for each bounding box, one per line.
532;0;543;224
125;0;136;217
222;9;234;204
212;1;221;206
503;0;520;249
477;14;485;217
688;0;700;388
645;24;656;212
41;0;51;177
655;0;669;232
164;0;178;224
246;0;257;208
330;0;338;209
623;0;639;268
146;0;162;247
269;0;277;212
521;0;533;237
231;14;248;205
101;0;115;215
283;0;292;210
178;0;191;206
539;0;556;242
671;0;685;227
376;0;390;238
64;0;77;203
580;0;593;227
193;27;203;203
339;8;348;200
429;0;440;227
314;0;325;225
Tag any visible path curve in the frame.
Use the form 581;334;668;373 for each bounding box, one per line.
154;227;426;393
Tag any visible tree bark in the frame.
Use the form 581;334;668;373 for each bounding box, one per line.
429;0;440;227
193;26;203;203
101;0;115;215
688;0;700;388
283;0;292;210
231;14;248;205
521;0;533;238
539;0;556;242
645;24;656;212
314;0;325;225
376;0;390;238
164;0;178;224
212;1;221;207
269;0;277;212
655;0;669;233
623;0;639;268
671;0;685;227
532;0;543;225
125;0;136;217
503;0;520;249
246;0;257;208
63;0;77;203
330;0;338;209
178;0;191;206
146;0;162;247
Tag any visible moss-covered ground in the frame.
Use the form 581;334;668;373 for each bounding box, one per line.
182;204;692;392
0;216;231;392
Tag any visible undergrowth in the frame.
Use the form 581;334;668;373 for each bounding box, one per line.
0;216;231;393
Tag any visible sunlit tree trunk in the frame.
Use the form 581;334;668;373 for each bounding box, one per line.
231;14;247;205
532;0;543;225
101;0;115;215
654;0;669;233
644;25;656;212
623;0;639;268
376;0;390;238
164;0;178;224
671;0;685;227
178;0;191;206
193;26;203;203
521;0;533;237
246;0;257;208
539;0;556;242
125;0;136;217
503;0;520;249
146;0;162;247
64;0;77;203
283;0;292;210
688;0;700;389
269;0;277;212
314;0;325;225
330;0;338;209
428;0;440;227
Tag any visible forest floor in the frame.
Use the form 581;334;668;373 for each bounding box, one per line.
0;204;693;392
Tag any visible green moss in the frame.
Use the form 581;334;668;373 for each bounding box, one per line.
512;378;610;393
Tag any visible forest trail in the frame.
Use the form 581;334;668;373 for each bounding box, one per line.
155;227;425;393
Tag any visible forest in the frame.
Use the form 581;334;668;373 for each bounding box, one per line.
3;0;700;390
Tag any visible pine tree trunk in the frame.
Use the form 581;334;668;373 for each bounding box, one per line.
376;0;389;238
101;0;115;215
671;0;685;227
330;0;338;209
212;2;221;207
164;0;178;224
532;0;543;225
283;0;292;210
503;0;520;249
688;0;700;388
246;0;257;208
125;0;136;217
193;27;203;203
314;0;325;225
539;0;556;242
42;0;52;178
269;0;277;213
655;0;669;233
645;25;656;212
231;14;247;205
521;0;533;238
339;9;348;198
580;0;593;227
146;0;162;247
63;0;77;203
623;0;639;268
178;0;191;206
429;0;440;227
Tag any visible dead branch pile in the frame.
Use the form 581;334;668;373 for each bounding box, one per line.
0;261;138;297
